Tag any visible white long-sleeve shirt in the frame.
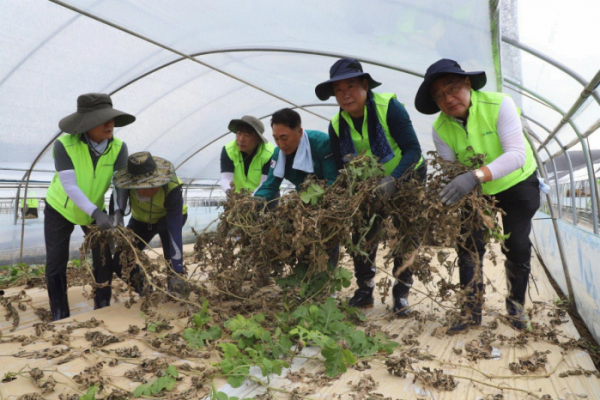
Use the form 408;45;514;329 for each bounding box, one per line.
432;96;526;180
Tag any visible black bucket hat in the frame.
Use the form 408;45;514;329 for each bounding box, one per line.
59;93;136;134
415;59;487;115
315;58;381;101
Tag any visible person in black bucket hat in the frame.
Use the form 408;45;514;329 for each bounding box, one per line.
44;93;134;321
316;58;426;317
111;152;190;299
415;58;540;333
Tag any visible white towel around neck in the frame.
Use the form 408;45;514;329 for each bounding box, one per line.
273;129;314;178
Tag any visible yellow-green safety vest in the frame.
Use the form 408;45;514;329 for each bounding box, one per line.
130;175;188;224
331;92;423;176
434;90;536;195
225;140;275;193
46;134;122;225
20;197;39;208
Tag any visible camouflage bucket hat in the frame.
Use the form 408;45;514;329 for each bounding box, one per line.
113;152;174;189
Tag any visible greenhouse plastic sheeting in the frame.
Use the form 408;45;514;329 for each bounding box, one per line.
1;0;498;183
501;1;600;165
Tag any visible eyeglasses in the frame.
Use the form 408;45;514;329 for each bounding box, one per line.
432;80;464;103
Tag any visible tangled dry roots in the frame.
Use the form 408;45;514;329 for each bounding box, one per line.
194;152;504;307
80;225;195;313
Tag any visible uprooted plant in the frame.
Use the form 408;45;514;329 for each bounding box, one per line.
194;152;505;312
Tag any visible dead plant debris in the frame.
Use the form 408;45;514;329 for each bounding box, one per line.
1;154;600;400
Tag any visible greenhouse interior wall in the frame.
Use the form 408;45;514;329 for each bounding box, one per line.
2;0;600;357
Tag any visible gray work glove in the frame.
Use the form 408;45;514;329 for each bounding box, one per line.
376;176;397;198
113;210;125;228
439;171;479;205
91;208;114;231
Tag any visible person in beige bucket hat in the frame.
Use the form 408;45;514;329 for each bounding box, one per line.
220;115;275;195
44;93;134;320
112;152;189;298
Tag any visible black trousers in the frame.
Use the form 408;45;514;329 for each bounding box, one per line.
352;163;427;289
44;203;112;316
458;171;540;265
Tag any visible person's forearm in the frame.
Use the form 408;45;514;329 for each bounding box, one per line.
485;97;526;180
328;124;345;170
115;188;129;213
220;172;233;192
165;199;184;274
252;174;269;195
390;148;421;179
254;171;280;202
58;170;98;215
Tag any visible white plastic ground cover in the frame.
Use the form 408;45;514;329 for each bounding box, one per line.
1;0;497;183
531;211;600;344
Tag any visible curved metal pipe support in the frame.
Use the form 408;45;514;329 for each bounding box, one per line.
548;147;562;218
523;115;577;223
502;36;600;108
523;129;576;310
208;180;217;213
504;79;599;233
537;69;600;150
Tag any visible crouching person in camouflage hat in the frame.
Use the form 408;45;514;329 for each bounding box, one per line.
112;152;189;298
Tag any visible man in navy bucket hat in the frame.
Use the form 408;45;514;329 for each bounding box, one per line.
316;58;426;318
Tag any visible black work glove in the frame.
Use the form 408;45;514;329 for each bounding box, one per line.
92;208;114;231
439;171;479;205
376;176;397;198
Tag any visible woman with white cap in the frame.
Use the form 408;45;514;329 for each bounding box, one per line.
45;93;134;320
414;59;539;333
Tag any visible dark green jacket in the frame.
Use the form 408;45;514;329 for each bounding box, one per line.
254;130;338;201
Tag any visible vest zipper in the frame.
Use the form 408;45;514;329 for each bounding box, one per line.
454;118;468;138
93;142;111;179
64;197;69;208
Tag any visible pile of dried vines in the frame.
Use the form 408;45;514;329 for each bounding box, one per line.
194;152;504;309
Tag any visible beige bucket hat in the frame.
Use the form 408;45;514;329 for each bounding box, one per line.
228;115;268;143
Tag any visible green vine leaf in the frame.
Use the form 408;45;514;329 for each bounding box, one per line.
80;385;98;400
321;344;356;377
133;366;178;397
300;183;325;205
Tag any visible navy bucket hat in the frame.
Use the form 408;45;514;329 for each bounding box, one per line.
315;58;381;101
414;59;487;115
